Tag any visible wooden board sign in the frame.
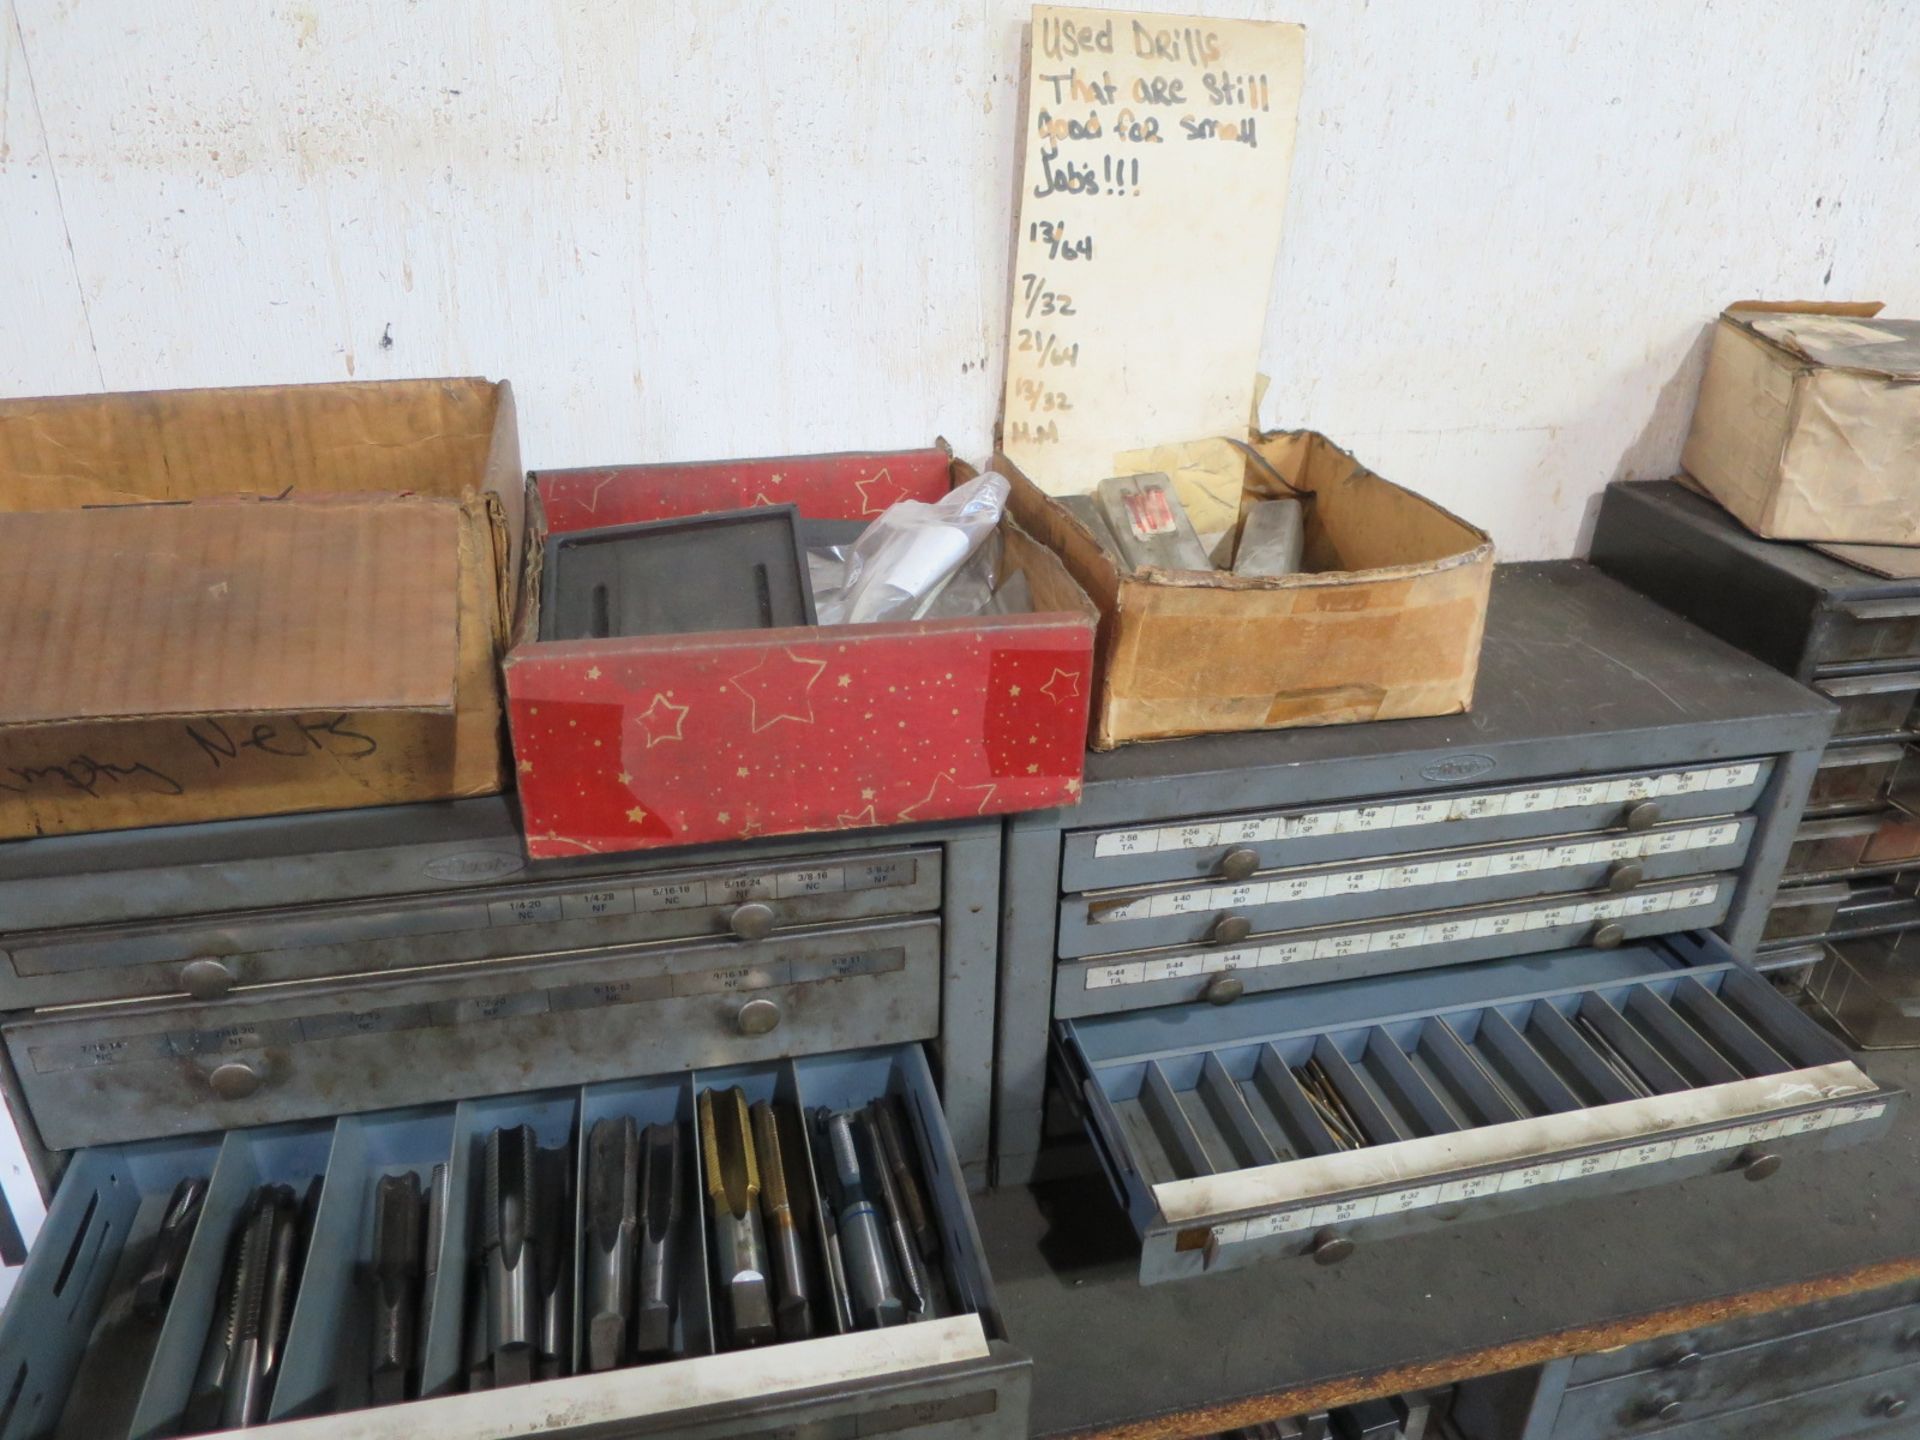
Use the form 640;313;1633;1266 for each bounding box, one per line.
1000;5;1306;495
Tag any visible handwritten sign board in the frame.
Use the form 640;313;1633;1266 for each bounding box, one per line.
1001;5;1305;494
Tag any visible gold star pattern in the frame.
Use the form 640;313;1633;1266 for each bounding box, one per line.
1066;778;1083;796
853;465;909;515
626;806;647;824
1009;684;1021;697
837;673;852;687
897;769;999;821
727;648;828;731
636;692;689;747
717;810;731;824
860;787;876;800
736;766;750;778
615;771;633;786
1026;762;1039;774
1039;667;1082;702
586;665;602;681
836;803;878;829
518;757;534;774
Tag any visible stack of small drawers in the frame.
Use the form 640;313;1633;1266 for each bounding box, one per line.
997;562;1896;1282
1594;480;1920;1047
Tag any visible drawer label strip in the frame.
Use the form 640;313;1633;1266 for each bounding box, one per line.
488;856;918;928
1081;882;1724;989
1203;1097;1887;1250
1089;824;1742;924
1091;763;1762;858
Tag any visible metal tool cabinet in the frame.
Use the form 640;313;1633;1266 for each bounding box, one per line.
0;802;1026;1437
1454;1281;1920;1439
997;563;1844;1232
1592;480;1920;1039
0;800;1001;1188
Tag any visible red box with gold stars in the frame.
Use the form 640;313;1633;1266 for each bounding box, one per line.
503;446;1098;858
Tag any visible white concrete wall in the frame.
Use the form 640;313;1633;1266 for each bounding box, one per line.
3;0;1916;558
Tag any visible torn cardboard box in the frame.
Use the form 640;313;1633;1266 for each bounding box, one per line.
0;379;520;838
1683;301;1920;544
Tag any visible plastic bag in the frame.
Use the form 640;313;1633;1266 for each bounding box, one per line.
815;471;1010;625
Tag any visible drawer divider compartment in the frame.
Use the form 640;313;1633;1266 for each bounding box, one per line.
1362;1028;1464;1137
1670;977;1792;1077
1475;1009;1580;1115
1417;1019;1526;1125
1525;1002;1637;1105
1623;988;1744;1087
1575;993;1690;1095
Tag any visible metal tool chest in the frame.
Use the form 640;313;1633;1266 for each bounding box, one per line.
0;801;1028;1437
1454;1280;1920;1440
1591;480;1920;1041
996;562;1873;1277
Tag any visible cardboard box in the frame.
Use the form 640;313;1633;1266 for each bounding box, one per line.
1001;430;1494;748
504;447;1098;858
0;380;521;838
1682;301;1920;543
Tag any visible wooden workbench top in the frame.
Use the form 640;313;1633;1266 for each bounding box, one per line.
977;1046;1920;1439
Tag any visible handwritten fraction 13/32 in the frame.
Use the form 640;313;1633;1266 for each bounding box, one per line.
1002;5;1305;496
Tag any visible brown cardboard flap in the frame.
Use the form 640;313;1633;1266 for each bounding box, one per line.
0;379;505;511
0;498;461;724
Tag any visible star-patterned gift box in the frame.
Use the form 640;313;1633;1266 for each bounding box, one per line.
504;447;1099;858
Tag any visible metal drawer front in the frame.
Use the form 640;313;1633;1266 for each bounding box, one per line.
1552;1300;1920;1439
0;1048;1029;1440
1062;759;1771;889
5;918;941;1149
1056;879;1734;1018
1057;942;1899;1284
1816;597;1920;667
1058;818;1753;959
0;846;942;1008
1812;670;1920;739
1555;1358;1920;1440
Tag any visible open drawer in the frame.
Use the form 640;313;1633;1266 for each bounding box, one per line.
1054;936;1900;1284
0;1045;1028;1439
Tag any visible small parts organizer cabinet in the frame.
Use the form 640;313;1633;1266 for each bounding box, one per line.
1455;1281;1920;1440
1593;480;1920;1044
0;800;1028;1437
996;563;1879;1274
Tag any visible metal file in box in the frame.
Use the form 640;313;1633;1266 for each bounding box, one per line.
1233;498;1305;578
538;504;816;641
1054;935;1901;1283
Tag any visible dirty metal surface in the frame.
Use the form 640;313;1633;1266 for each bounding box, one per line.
977;1048;1920;1439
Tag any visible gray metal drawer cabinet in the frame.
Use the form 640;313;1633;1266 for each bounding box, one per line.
0;1046;1030;1439
995;563;1839;1185
1053;938;1899;1284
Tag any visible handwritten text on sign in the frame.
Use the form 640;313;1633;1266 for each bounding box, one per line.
1002;7;1305;494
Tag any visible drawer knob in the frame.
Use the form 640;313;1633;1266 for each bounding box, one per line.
1310;1229;1354;1266
180;958;236;1001
729;902;776;941
1212;914;1254;944
1591;921;1626;949
1204;975;1245;1006
208;1061;263;1100
1638;1394;1683;1423
1738;1147;1782;1181
1607;860;1646;893
1877;1394;1910;1420
736;998;782;1036
1661;1349;1702;1371
1625;801;1662;832
1218;848;1261;882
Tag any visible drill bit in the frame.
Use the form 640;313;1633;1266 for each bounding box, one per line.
699;1088;775;1347
859;1107;934;1320
482;1125;540;1387
256;1184;304;1409
134;1175;207;1320
220;1190;278;1430
535;1144;573;1381
872;1098;939;1262
817;1196;856;1334
369;1172;424;1405
750;1101;813;1341
635;1122;683;1359
583;1117;639;1373
816;1109;904;1329
417;1163;447;1382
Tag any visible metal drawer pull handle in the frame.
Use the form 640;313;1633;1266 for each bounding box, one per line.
1638;1395;1683;1423
1204;976;1244;1006
1591;921;1626;949
1625;801;1662;832
1607;860;1646;893
180;957;236;1001
1661;1349;1702;1370
1877;1394;1910;1420
1738;1147;1782;1181
736;998;782;1036
729;902;776;941
1218;847;1261;881
208;1061;263;1100
1310;1229;1353;1266
1212;914;1254;944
